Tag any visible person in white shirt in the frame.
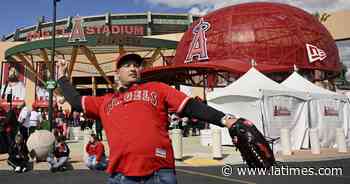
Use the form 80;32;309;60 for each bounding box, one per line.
36;86;49;101
169;113;180;129
28;106;42;135
181;117;190;137
17;106;30;143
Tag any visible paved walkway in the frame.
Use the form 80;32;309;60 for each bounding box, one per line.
1;135;350;171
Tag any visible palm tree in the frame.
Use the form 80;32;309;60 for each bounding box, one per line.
313;11;331;23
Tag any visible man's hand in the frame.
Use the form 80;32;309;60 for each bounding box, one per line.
57;58;69;79
221;114;238;128
225;118;238;128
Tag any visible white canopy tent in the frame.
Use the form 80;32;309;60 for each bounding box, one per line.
207;68;310;151
281;72;350;148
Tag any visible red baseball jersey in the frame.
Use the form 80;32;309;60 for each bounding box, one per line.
82;82;190;176
86;141;105;162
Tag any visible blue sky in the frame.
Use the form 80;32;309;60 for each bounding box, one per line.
1;0;349;37
0;0;189;36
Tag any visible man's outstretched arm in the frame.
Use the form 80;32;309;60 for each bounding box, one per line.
56;59;83;112
181;98;237;128
57;76;83;112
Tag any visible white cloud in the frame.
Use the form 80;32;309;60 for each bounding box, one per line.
145;0;211;8
188;6;211;16
146;0;350;14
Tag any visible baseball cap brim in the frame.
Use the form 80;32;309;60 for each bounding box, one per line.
116;54;143;68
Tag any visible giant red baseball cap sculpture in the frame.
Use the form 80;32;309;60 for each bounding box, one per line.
142;2;340;87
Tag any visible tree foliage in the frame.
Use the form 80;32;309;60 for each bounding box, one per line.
313;12;331;23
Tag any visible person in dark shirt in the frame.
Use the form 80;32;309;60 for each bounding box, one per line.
95;119;103;141
7;134;29;173
3;109;18;147
47;135;70;172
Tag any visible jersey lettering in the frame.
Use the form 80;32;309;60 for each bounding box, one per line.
124;92;132;102
142;90;150;101
150;92;158;106
134;90;142;101
104;90;158;115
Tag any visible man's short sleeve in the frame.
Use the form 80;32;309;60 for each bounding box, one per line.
82;96;104;119
157;83;191;113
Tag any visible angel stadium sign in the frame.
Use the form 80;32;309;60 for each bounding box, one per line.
26;16;145;42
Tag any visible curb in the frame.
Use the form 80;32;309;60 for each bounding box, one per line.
278;154;350;163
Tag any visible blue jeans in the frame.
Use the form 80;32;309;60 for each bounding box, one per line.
85;155;107;170
107;169;177;184
47;156;68;170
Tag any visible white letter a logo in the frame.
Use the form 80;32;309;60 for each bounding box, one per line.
68;16;86;43
185;18;210;63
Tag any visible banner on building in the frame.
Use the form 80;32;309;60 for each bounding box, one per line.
36;62;50;105
0;62;26;101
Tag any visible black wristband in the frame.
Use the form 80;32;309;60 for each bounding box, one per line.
182;98;226;127
57;76;83;112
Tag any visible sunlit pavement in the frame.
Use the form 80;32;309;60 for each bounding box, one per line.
0;158;349;184
1;136;350;184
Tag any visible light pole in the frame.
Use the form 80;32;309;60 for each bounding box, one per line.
8;89;12;111
48;0;59;131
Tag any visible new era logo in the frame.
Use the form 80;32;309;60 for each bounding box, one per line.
306;44;327;63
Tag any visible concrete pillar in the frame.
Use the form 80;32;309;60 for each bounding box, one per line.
25;68;36;109
200;129;212;146
171;129;183;161
310;128;320;154
280;128;292;155
314;70;323;81
70;127;82;141
113;53;119;90
146;11;152;36
336;128;347;153
187;13;193;28
212;129;223;159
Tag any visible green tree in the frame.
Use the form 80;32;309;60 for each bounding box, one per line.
340;63;348;82
313;12;331;23
335;63;349;87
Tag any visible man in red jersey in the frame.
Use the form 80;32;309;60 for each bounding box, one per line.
57;54;238;184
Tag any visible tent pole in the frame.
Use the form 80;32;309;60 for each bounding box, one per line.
260;99;267;136
203;74;207;102
203;74;209;129
307;101;312;149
